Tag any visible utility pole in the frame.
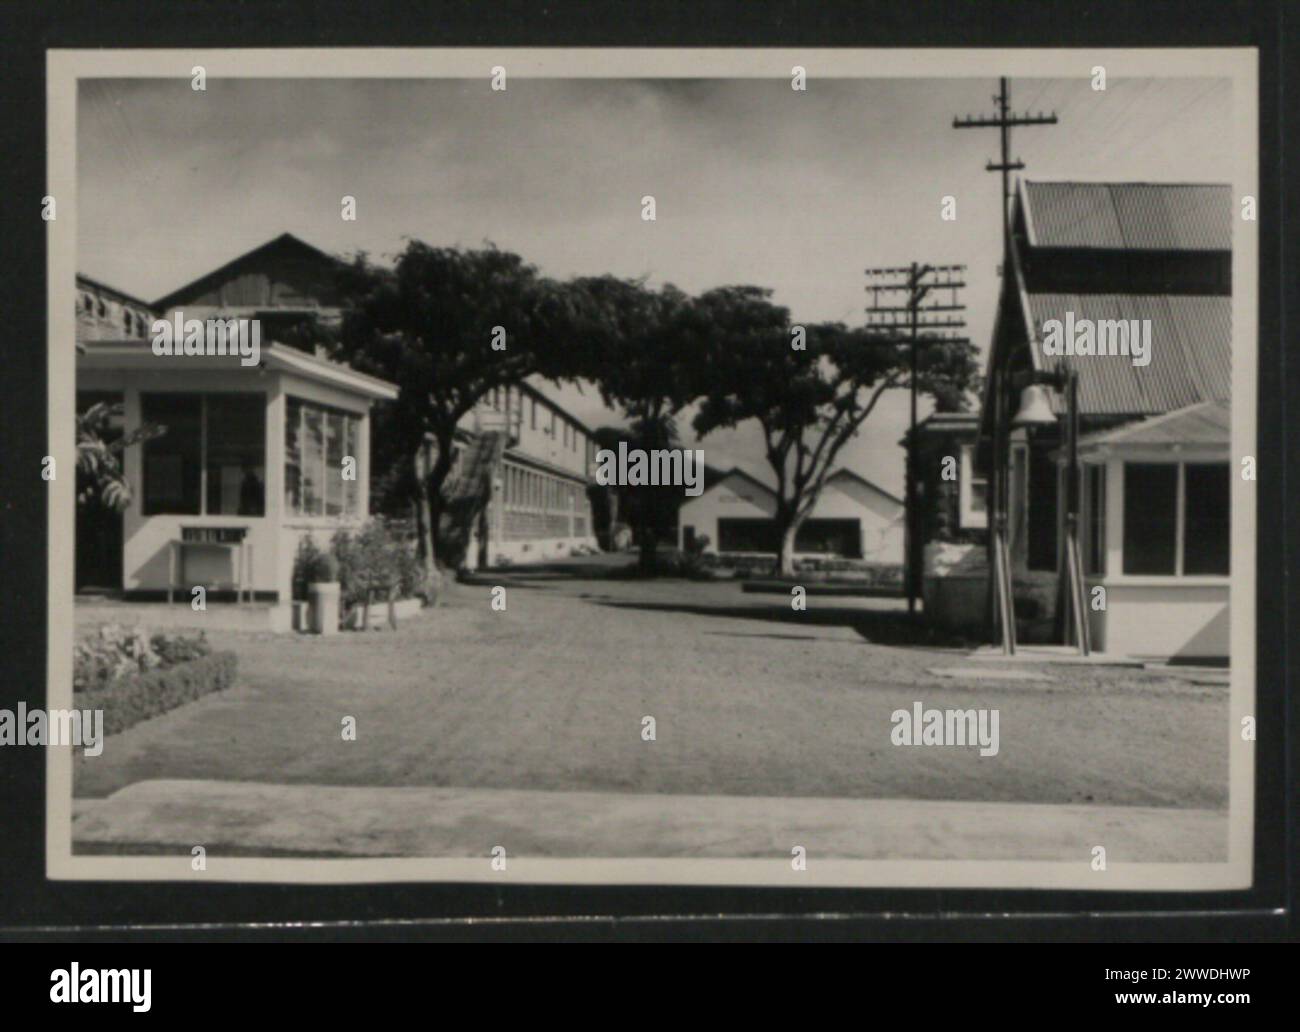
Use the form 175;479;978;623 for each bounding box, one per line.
865;263;969;616
952;77;1058;655
953;77;1058;263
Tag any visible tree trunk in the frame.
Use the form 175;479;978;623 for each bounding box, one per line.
774;506;808;578
776;522;799;578
412;443;447;605
412;450;436;579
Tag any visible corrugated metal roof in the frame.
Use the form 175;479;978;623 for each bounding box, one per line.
1076;400;1230;449
1024;182;1231;251
1026;294;1231;416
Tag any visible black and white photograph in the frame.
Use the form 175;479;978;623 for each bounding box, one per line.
38;45;1258;894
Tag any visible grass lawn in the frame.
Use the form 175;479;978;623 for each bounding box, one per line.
74;561;1228;809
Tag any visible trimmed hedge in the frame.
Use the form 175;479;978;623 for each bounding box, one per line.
74;651;239;736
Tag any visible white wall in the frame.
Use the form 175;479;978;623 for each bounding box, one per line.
814;476;906;563
463;386;590;479
1091;453;1230;659
79;365;375;601
1088;582;1229;659
678;472;776;552
678;472;904;562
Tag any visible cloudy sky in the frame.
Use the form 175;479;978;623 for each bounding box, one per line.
78;75;1232;494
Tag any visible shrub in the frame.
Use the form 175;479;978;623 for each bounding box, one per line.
331;519;421;613
149;630;211;667
394;542;424;599
76;651;239;736
291;536;327;601
74;626;219;693
73;624;161;693
308;551;339;584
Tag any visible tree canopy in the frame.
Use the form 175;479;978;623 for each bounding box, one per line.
691;285;981;574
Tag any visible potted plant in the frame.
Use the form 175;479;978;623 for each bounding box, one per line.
291;537;325;632
307;552;341;635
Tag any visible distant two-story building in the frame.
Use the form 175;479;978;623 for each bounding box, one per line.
449;379;599;570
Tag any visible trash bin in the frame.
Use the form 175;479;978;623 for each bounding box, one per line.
308;582;340;635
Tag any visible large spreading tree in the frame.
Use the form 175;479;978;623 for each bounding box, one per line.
332;242;603;590
574;278;704;574
691;285;981;576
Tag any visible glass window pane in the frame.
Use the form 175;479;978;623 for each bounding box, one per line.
1085;465;1106;575
1183;463;1229;574
205;394;266;516
1123;463;1177;574
324;411;345;516
285;398;302;515
141;393;202;515
343;415;360;517
301;406;324;516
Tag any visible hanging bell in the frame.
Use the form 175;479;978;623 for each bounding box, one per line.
1011;383;1058;428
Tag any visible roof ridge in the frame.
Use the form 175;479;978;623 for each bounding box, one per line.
152;232;344;309
1024;178;1231;188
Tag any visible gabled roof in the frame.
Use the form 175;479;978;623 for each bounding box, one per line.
698;465;903;507
1022;181;1231;252
1027;293;1231;416
1074;400;1230;451
826;468;904;507
152;232;346;311
978;181;1232;440
76;273;157;312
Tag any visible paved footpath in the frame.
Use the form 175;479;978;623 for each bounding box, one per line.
72;778;1227;861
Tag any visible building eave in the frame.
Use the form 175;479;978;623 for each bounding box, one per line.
263;344;398;400
76;339;399;402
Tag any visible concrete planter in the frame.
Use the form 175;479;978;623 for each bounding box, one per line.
308;581;340;635
922;542;988;635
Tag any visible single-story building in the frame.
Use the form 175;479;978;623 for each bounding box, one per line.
956;179;1232;660
77;338;398;613
1065;398;1231;659
677;466;905;563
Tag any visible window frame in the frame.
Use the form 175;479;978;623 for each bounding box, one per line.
284;395;364;521
141;391;268;518
958;444;988;529
1119;459;1229;579
1083;462;1106;576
